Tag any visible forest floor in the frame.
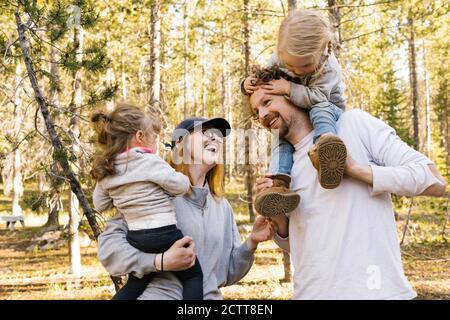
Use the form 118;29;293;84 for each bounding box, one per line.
0;181;449;300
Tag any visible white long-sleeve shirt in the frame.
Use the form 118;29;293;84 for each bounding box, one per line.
274;109;442;300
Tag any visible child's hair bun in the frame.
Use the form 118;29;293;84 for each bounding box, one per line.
91;111;110;145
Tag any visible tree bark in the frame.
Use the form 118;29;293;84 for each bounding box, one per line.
327;0;342;57
422;41;431;157
407;14;420;150
243;0;255;222
201;27;207;117
183;3;189;118
105;31;115;112
149;0;161;114
288;0;297;12
68;24;83;278
281;0;297;284
44;44;61;230
12;62;23;218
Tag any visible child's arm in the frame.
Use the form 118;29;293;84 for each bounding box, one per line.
146;155;191;196
240;53;282;95
262;66;339;109
93;183;113;212
240;75;258;95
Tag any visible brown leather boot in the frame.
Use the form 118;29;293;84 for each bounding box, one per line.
254;174;300;217
308;134;347;189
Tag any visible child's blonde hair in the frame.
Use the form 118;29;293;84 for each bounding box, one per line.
90;102;161;180
277;9;334;65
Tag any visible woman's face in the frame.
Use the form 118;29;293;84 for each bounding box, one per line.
184;127;223;166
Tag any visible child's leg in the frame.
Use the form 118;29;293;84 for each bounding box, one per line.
308;103;347;189
112;273;154;300
111;229;161;300
254;135;300;217
269;136;294;176
309;103;343;143
173;257;204;300
124;225;204;300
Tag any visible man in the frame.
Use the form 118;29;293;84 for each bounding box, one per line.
249;69;446;299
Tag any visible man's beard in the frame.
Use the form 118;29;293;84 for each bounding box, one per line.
277;117;290;139
263;113;291;139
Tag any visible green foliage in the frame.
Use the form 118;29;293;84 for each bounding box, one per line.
86;84;119;106
23;191;48;212
373;63;413;146
81;41;110;72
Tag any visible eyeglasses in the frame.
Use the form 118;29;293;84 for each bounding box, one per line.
201;127;224;140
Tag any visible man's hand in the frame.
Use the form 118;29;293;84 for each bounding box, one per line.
260;78;291;96
419;164;447;197
243;75;258;94
247;215;275;250
254;175;289;238
155;236;196;271
256;174;274;194
269;214;289;238
344;151;373;185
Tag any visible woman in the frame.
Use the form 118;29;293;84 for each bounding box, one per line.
97;116;274;299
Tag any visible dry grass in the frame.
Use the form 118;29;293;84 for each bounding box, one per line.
0;181;448;300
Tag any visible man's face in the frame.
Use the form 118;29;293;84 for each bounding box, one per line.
249;88;294;139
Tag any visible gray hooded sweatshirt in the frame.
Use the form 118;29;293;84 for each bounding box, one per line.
97;184;255;300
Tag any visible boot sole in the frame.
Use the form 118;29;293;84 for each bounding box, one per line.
256;192;300;217
317;137;347;189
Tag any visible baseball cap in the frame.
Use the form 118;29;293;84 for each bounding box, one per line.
167;117;231;149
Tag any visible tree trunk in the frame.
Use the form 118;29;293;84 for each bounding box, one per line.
44;44;61;230
45;191;62;230
201;28;207;117
183;4;189;118
407;14;420;150
327;0;342;57
221;17;227;183
12;62;23;218
149;0;161;114
422;41;431;157
105;31;115;112
288;0;297;12
280;0;297;284
68;25;83;278
243;0;255;222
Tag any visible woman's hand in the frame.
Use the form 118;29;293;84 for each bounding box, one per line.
260;78;291;96
155;236;196;271
247;215;275;250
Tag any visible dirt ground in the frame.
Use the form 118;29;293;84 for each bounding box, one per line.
0;223;448;300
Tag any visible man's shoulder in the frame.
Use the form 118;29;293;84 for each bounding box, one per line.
338;108;371;126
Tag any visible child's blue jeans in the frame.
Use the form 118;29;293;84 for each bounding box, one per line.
269;103;343;176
